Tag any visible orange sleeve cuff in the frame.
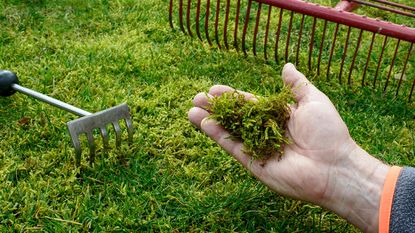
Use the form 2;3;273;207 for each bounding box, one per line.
379;166;402;233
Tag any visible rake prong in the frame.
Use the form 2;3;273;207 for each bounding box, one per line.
253;2;262;56
396;43;413;96
285;11;294;62
86;132;96;164
196;0;202;40
274;8;283;63
233;0;241;50
125;118;134;145
263;6;272;60
374;36;388;87
348;29;363;85
113;121;122;149
169;0;174;29
223;0;230;49
179;0;186;34
242;0;253;56
72;135;82;167
383;39;400;94
317;20;328;75
205;0;213;46
186;0;193;37
214;0;221;48
100;127;109;151
295;14;305;66
308;17;317;71
362;32;376;85
339;26;351;83
327;23;339;79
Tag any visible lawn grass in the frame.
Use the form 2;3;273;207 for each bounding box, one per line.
0;0;414;231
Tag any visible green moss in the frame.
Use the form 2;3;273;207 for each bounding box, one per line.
208;87;293;159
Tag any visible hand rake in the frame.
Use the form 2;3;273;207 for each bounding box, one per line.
169;0;415;101
0;70;133;166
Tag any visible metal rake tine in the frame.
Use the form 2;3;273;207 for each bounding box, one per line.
125;117;134;144
214;0;222;49
242;0;253;56
317;20;328;75
86;132;96;164
233;0;241;50
205;0;213;46
263;6;272;60
396;43;413;97
285;11;294;62
339;26;351;83
169;0;174;29
71;134;82;167
348;29;363;85
196;0;202;40
327;23;339;79
383;39;400;94
274;8;283;63
179;0;186;34
362;32;376;85
253;2;262;57
295;14;305;66
113;121;122;149
100;126;109;151
186;0;193;37
308;17;317;71
223;0;231;49
374;36;388;87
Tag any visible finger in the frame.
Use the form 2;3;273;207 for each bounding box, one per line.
200;118;263;174
188;107;210;129
209;85;257;101
282;63;321;103
193;92;213;109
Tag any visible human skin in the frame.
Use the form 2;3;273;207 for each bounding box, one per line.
188;63;390;232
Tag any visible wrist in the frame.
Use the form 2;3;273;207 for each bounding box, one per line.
321;143;390;232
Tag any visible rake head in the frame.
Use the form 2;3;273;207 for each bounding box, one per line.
67;103;134;166
169;0;415;101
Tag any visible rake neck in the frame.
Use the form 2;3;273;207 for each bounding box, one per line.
12;84;92;117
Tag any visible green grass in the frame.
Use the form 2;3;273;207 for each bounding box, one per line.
0;0;414;231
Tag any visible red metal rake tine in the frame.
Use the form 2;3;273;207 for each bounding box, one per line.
396;43;414;97
223;0;231;49
362;32;376;86
327;23;340;79
242;0;253;56
274;8;283;63
317;20;328;76
233;0;241;51
263;6;272;61
383;39;401;94
186;0;194;37
205;0;213;46
295;14;305;67
285;11;294;62
348;29;363;85
214;0;222;49
339;26;351;83
308;17;317;71
253;3;263;56
179;0;186;34
196;0;203;41
169;0;174;29
374;36;388;87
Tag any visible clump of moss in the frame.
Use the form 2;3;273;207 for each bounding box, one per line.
208;87;293;160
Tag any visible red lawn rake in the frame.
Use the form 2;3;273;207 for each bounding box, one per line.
169;0;415;101
0;70;133;166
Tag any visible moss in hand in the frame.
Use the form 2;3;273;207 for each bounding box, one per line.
208;87;293;160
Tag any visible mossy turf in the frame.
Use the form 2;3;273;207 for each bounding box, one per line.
0;0;414;232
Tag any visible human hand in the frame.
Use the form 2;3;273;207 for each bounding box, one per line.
188;63;389;232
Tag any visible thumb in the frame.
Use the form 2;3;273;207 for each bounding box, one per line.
282;63;320;103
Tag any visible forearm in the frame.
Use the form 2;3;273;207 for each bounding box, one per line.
321;145;390;232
